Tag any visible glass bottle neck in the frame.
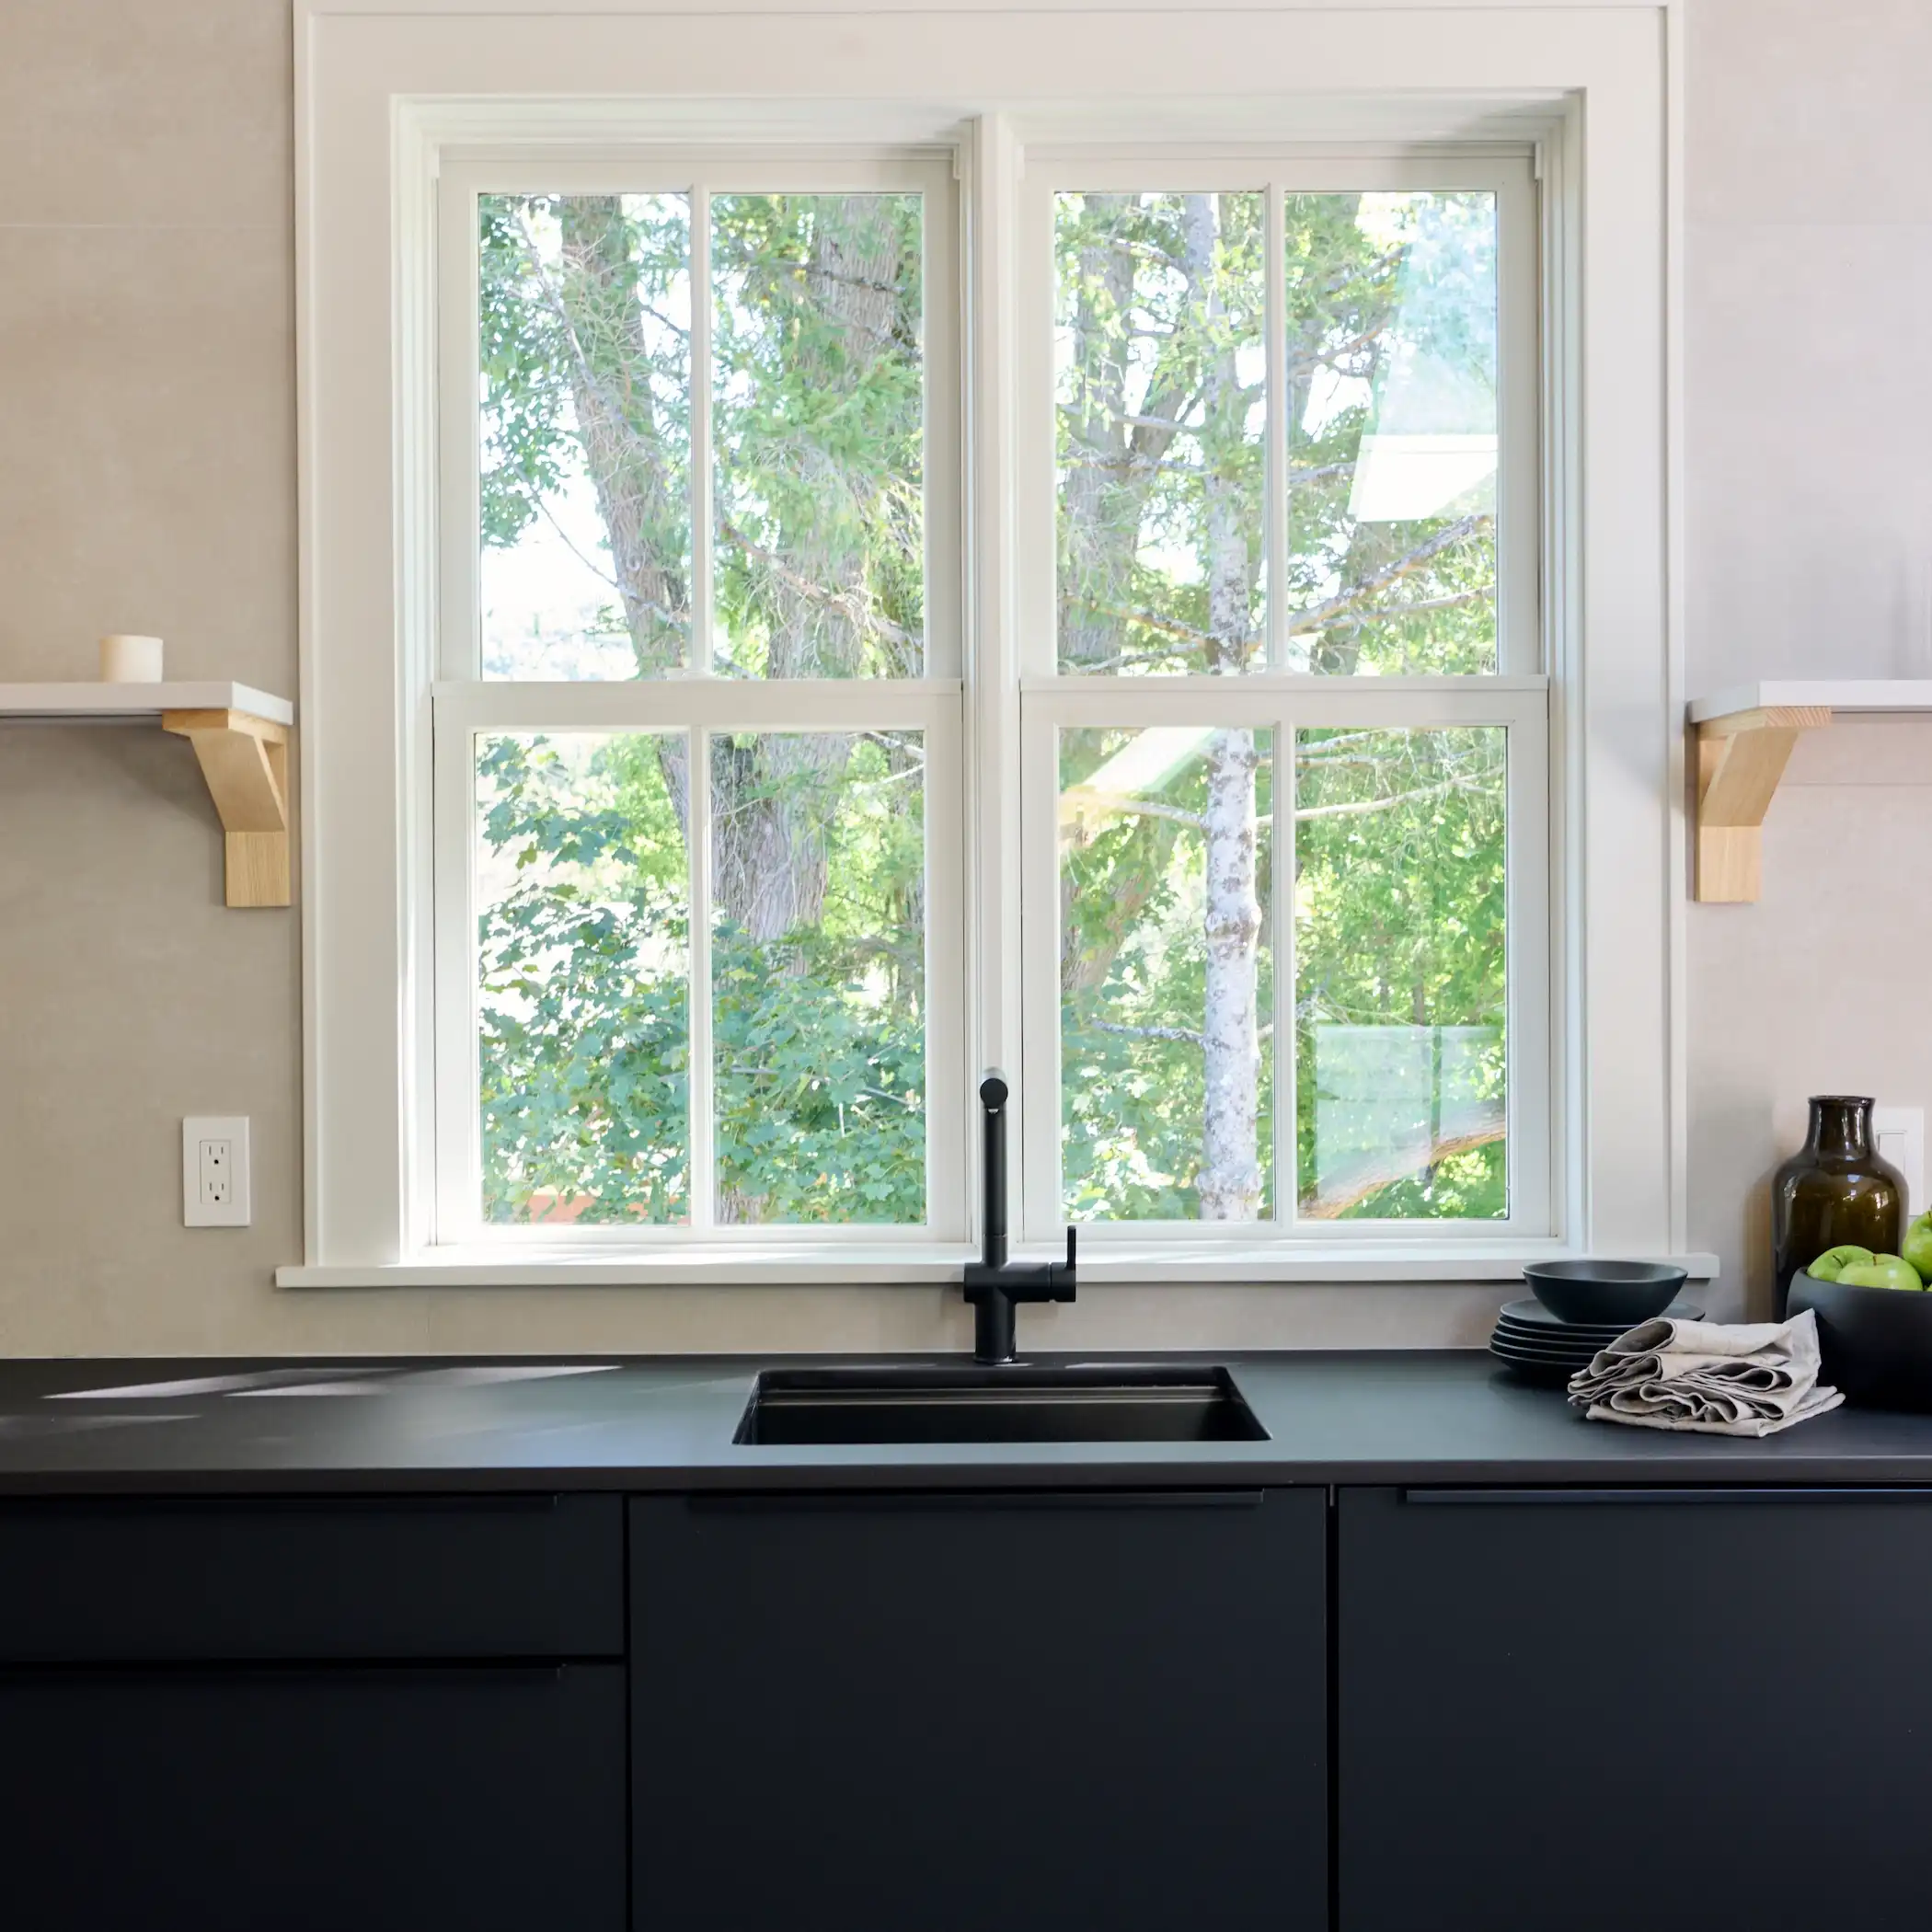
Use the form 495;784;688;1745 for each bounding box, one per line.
1810;1098;1874;1160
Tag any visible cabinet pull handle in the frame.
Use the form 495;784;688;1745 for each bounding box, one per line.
0;1493;570;1524
689;1488;1267;1514
1402;1487;1932;1506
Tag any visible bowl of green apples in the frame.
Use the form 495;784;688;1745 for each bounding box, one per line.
1788;1215;1932;1410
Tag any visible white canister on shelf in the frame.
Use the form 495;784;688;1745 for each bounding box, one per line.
99;634;164;683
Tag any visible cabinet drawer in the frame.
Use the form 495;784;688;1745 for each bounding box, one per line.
0;1493;623;1661
0;1663;627;1929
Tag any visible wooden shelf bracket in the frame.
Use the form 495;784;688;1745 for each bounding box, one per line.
162;707;292;908
1693;704;1830;904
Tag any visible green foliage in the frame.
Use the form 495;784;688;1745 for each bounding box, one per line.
1055;191;1267;673
477;733;926;1226
1283;191;1499;675
471;181;1512;1233
1294;728;1508;1221
711;192;926;677
477;736;689;1225
1060;730;1277;1221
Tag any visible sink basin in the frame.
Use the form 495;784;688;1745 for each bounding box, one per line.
734;1364;1267;1446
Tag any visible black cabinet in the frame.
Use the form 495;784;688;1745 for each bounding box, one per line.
0;1492;624;1661
631;1487;1328;1932
0;1663;627;1928
1340;1486;1932;1931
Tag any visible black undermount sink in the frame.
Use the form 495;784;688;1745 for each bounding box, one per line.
734;1364;1268;1446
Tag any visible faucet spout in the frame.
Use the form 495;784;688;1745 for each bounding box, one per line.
979;1073;1009;1274
963;1071;1076;1363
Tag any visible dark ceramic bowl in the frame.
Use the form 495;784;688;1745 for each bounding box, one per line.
1523;1259;1690;1328
1788;1271;1932;1412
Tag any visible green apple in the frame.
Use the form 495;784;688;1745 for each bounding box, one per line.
1837;1253;1924;1292
1807;1245;1876;1282
1903;1213;1932;1283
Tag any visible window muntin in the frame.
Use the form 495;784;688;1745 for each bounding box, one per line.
434;155;963;1244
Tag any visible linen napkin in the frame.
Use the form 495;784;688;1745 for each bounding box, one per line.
1566;1308;1843;1437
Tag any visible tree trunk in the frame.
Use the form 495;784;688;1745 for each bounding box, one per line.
1058;195;1136;670
558;194;916;945
557;197;689;676
1187;194;1264;1221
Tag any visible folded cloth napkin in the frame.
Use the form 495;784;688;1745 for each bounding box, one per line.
1566;1308;1843;1437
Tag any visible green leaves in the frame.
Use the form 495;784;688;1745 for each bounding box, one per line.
476;730;926;1228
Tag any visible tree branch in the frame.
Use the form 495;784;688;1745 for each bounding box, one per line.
717;514;915;652
1294;773;1493;822
1063;794;1209;834
1298;1109;1506;1221
1089;1018;1206;1047
1287;514;1490;634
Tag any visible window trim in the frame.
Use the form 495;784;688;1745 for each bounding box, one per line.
285;2;1708;1286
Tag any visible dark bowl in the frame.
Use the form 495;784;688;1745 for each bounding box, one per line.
1523;1259;1690;1328
1788;1271;1932;1411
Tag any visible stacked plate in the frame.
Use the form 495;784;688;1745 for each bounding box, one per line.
1489;1295;1704;1386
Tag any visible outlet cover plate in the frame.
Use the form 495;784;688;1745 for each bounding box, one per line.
183;1116;251;1228
1876;1106;1925;1218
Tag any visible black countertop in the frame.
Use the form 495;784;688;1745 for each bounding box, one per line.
4;1351;1932;1491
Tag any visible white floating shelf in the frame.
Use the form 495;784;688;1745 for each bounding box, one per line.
1687;679;1932;905
1690;680;1932;725
0;680;293;727
0;680;296;907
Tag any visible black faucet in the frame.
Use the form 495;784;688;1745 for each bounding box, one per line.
963;1073;1075;1363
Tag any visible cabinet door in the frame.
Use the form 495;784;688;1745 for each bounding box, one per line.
1340;1486;1932;1932
632;1488;1327;1932
0;1663;626;1929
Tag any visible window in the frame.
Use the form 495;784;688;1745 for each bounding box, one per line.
429;144;1545;1253
431;160;967;1242
292;5;1687;1286
1015;161;1548;1246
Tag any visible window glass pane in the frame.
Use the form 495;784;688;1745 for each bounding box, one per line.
711;730;926;1222
1060;726;1274;1220
477;732;691;1223
478;194;693;680
1055;192;1267;675
1285;192;1498;675
711;194;926;678
1294;726;1506;1220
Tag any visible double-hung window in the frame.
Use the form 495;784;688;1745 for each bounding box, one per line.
291;1;1685;1286
432;155;967;1244
429;140;1547;1256
1015;155;1549;1248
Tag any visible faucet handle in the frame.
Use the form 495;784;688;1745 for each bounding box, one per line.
1051;1225;1077;1303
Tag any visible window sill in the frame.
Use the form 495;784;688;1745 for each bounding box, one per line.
276;1243;1720;1289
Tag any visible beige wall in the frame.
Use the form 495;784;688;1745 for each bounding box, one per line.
0;1;1923;1354
1684;0;1932;1318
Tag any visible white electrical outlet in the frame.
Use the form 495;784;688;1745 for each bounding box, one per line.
1876;1106;1926;1217
183;1117;251;1228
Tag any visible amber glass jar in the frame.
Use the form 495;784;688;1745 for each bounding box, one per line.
1772;1096;1906;1316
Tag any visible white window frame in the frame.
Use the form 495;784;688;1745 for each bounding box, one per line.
430;153;969;1247
285;0;1705;1287
1014;153;1548;1248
